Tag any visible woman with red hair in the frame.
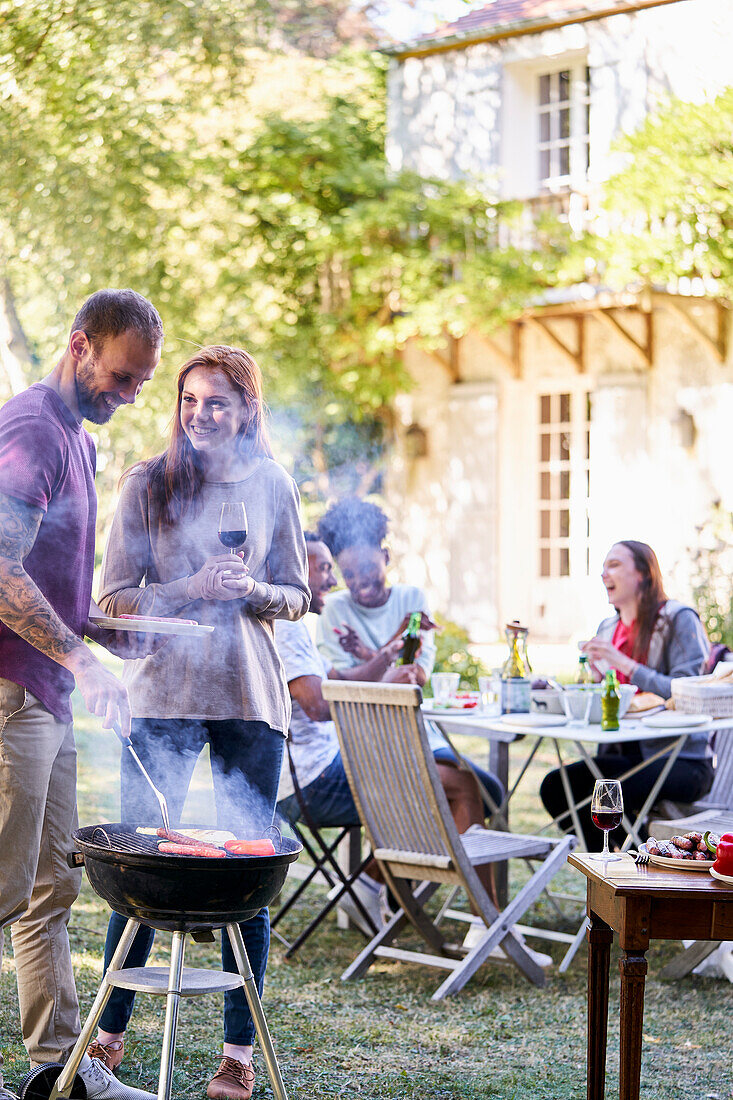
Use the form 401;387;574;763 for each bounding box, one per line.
540;540;713;851
89;346;309;1100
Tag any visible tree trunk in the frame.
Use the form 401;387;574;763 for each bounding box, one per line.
0;276;34;395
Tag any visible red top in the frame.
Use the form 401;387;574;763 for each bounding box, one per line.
611;619;639;683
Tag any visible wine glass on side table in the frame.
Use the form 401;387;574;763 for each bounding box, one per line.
218;501;248;561
587;778;623;862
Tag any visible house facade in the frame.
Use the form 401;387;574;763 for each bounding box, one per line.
382;0;733;642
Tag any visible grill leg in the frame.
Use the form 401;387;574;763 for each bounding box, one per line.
50;918;142;1100
157;931;186;1100
225;923;288;1100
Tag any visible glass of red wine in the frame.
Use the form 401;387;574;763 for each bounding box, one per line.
588;778;623;861
218;501;248;558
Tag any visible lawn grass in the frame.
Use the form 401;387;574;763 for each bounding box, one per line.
1;673;731;1099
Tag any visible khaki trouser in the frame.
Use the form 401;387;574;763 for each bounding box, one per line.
0;677;81;1077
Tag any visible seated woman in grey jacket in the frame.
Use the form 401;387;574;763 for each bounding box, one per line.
540;540;713;850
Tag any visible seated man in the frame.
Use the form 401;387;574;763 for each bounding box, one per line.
275;532;505;932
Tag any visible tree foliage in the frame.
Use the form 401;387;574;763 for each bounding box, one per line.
213;59;558;495
1;9;561;516
587;87;733;294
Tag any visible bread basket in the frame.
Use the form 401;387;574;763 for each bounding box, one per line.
671;674;733;718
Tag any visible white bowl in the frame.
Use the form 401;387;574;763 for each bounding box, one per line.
531;688;564;715
562;683;637;724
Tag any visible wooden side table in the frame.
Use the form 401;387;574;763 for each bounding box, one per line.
568;853;733;1100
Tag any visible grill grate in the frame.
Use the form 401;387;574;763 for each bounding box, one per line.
84;824;285;857
91;827;160;854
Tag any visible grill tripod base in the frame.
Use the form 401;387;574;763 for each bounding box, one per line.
48;918;288;1100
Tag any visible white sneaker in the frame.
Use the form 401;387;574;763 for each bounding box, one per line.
462;921;505;957
328;874;389;936
77;1055;156;1100
462;923;552;968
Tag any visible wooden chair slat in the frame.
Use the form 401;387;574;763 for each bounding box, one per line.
321;680;576;998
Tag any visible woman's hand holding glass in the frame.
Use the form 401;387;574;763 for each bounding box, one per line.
187;553;255;601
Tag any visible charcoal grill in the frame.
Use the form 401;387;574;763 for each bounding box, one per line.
30;823;301;1100
73;822;300;931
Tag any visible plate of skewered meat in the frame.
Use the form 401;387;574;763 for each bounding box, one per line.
642;830;718;870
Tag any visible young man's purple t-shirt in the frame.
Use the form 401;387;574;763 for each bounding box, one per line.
0;383;96;722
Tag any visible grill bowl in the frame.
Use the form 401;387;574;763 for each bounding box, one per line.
72;823;301;932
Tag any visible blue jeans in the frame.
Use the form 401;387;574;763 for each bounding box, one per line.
278;748;504;826
431;746;505;810
100;718;284;1045
277;752;360;828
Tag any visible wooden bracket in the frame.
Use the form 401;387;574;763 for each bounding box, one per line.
527;315;586;372
428;334;461;383
662;298;727;364
475;331;515;374
591;308;653;368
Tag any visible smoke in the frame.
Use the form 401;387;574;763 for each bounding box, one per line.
120;720;280;839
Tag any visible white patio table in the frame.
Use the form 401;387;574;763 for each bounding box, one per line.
422;707;725;968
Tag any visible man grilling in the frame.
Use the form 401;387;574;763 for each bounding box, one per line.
0;290;163;1100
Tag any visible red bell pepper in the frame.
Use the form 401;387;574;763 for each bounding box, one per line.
224;839;276;856
714;832;733;876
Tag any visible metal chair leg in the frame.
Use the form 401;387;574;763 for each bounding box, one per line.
226;923;288;1100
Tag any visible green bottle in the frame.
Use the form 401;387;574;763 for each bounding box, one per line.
576;654;592;685
396;612;422;666
601;669;620;731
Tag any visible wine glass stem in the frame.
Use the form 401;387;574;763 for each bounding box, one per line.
602;830;610;858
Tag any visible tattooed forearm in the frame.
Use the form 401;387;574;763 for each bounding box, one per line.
0;491;89;669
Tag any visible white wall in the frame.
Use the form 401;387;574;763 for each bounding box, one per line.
386;0;733;197
386;301;733;643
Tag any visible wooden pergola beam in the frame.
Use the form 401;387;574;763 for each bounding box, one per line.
525;291;640;320
511;321;523;379
662;299;726;363
718;302;730;365
591;308;653;368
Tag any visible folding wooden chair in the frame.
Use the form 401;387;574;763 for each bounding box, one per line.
649;727;733;842
271;740;377;957
647;728;733;979
321;680;576;999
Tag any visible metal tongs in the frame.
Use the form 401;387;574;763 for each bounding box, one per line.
112;723;170;833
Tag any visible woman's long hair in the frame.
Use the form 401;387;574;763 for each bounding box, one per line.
618;540;668;662
135;345;273;526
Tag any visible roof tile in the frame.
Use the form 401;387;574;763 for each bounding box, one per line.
420;1;634;41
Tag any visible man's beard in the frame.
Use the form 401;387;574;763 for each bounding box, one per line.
76;357;114;424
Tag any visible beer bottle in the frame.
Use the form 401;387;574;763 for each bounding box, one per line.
601;669;620;731
396;612;422;666
576;654;592;685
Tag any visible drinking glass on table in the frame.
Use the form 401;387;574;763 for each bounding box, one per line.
431;672;460;706
588;779;623;862
218;501;248;556
478;675;501;715
562;686;594;727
